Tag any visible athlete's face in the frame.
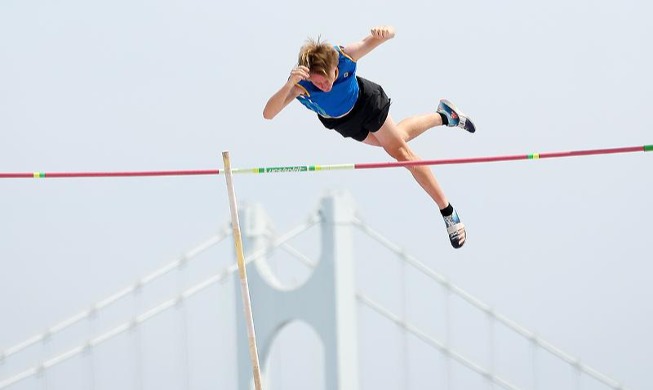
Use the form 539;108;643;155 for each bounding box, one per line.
309;67;338;92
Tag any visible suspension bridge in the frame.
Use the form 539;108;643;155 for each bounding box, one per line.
1;145;649;389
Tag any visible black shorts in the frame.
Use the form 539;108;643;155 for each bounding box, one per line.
318;76;391;142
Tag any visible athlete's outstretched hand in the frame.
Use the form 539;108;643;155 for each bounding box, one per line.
370;26;395;41
288;65;310;85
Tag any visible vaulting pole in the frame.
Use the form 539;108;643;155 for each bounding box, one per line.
222;151;263;390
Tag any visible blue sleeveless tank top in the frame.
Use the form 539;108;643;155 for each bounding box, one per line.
296;46;358;118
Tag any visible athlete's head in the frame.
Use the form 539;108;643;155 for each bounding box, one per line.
298;37;339;92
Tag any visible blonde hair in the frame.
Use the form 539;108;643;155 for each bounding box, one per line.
298;36;339;77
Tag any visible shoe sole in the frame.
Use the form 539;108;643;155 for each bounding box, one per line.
447;223;466;249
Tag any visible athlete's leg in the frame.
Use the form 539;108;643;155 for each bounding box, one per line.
366;114;448;209
364;114;467;247
363;113;443;146
364;99;475;147
363;112;444;146
398;97;478;140
396;113;444;142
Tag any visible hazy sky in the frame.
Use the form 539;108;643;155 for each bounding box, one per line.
1;0;651;388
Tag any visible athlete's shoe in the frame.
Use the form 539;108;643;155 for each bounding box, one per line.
437;99;476;133
443;207;466;249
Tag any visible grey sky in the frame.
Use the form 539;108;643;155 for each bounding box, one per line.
1;0;651;388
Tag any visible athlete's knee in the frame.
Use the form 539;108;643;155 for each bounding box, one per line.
384;143;415;162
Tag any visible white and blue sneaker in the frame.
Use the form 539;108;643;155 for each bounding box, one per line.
437;99;476;134
443;208;466;249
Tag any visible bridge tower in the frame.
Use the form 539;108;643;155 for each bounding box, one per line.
235;190;359;390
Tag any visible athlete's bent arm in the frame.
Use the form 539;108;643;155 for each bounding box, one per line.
342;25;396;62
263;65;309;120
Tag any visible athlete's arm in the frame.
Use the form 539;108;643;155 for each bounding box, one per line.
263;65;309;120
342;25;396;62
